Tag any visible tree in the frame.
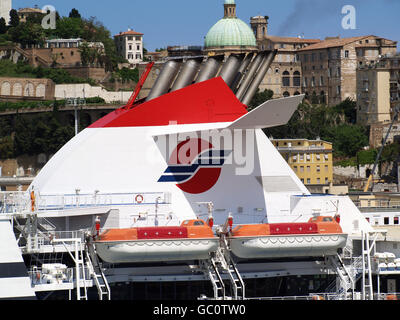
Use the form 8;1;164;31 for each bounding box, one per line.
9;9;19;28
9;22;46;47
0;18;6;34
248;89;274;110
69;8;82;19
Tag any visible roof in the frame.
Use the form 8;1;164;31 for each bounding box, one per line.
115;30;144;37
297;35;371;51
204;17;257;48
264;35;321;44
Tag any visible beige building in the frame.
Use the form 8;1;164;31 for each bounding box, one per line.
250;16;320;98
297;35;397;106
0;0;11;24
271;138;333;186
114;29;144;67
357;53;400;126
357;66;391;125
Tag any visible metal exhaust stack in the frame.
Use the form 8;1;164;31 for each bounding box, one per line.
146;60;181;101
235;52;265;102
241;50;277;106
217;54;245;87
231;52;254;92
170;57;202;92
195;55;224;83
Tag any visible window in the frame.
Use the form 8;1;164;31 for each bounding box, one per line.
194;220;204;226
394;217;399;225
325;177;329;184
325;165;329;172
384;217;390;225
300;166;304;172
137;45;140;50
307;178;311;184
128;36;133;41
344;50;349;58
316;165;320;172
294;166;298;172
320;76;324;86
293;71;301;87
337;86;341;95
307;166;310;172
282;71;290;87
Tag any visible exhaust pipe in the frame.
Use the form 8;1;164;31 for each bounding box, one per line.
231;52;254;92
241;50;277;106
217;54;245;87
170;58;202;92
146;60;181;101
235;52;265;101
195;55;224;83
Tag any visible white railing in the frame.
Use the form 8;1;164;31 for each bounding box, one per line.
0;191;30;214
0;191;171;214
354;200;400;209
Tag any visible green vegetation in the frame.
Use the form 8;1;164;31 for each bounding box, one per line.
263;98;370;159
2;8;126;72
0;60;97;85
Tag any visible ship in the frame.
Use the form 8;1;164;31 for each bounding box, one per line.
0;49;397;301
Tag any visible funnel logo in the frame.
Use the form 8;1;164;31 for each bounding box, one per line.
158;138;231;194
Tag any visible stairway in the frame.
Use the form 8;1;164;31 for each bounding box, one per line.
85;239;111;300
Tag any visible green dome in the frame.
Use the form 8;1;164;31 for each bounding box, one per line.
204;17;257;48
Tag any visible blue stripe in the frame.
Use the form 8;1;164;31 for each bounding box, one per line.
158;175;192;182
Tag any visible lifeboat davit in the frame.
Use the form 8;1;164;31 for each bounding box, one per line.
94;219;218;263
229;216;347;259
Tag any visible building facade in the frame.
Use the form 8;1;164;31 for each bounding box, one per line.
114;29;144;67
271;139;333;186
298;35;397;106
357;53;400;126
0;0;11;25
250;16;320;98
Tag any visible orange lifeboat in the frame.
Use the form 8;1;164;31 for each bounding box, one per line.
229;216;347;259
94;219;218;263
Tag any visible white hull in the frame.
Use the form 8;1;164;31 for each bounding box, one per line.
229;233;348;259
95;238;219;263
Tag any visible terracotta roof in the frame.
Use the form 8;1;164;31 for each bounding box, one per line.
264;35;321;44
115;30;144;37
297;35;371;51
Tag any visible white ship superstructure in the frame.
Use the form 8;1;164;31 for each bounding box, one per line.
0;51;398;301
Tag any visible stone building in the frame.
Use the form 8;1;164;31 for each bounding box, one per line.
297;35;397;106
114;29;144;67
249;15;321;98
357;53;400;126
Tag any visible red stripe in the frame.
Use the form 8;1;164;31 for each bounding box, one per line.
89;77;247;128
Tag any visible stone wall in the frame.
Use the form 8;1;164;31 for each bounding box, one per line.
0;77;55;100
55;83;132;103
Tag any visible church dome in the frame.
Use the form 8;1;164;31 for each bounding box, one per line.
204;0;257;50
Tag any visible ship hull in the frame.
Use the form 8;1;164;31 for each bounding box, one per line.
229;233;348;259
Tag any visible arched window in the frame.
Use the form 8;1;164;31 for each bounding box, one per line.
294;91;301;96
282;71;290;87
293;71;301;87
283;91;290;97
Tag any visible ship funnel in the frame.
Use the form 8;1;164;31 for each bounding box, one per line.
235;52;265;101
217;54;245;88
231;52;254;92
241;50;277;106
146;60;181;101
170;57;202;92
195;55;224;83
